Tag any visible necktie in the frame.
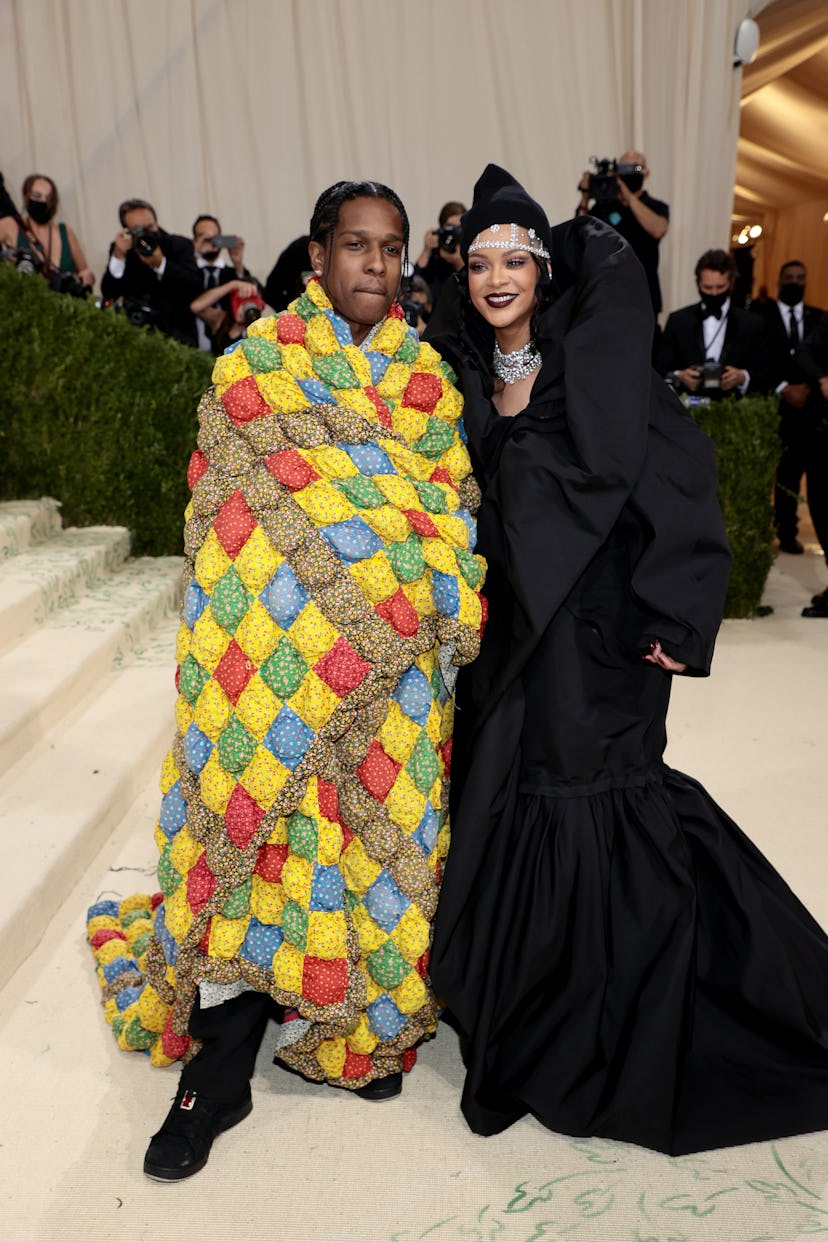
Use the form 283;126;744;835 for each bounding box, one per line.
701;306;721;320
788;309;800;348
205;265;219;289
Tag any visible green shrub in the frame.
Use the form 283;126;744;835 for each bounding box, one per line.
688;393;779;618
0;265;212;555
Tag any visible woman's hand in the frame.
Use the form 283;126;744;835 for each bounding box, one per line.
643;639;686;673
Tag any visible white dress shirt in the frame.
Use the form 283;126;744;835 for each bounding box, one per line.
701;298;749;394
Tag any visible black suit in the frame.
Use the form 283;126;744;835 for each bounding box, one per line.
795;311;828;563
101;228;202;347
750;299;823;541
658;302;768;397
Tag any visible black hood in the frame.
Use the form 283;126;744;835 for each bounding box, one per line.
460;164;553;262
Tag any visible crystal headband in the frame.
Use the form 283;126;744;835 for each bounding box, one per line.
468;221;550;260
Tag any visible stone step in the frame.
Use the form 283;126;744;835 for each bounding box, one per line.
0;525;132;656
0;498;63;561
0;557;182;776
0;650;178;991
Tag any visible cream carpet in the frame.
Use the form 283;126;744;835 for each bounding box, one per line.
1;540;827;1242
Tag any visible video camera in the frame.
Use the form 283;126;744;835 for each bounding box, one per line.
437;223;462;255
587;157;645;204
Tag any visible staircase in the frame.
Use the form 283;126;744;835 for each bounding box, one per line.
0;499;182;990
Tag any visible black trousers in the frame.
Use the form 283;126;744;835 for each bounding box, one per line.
807;426;828;566
180;990;276;1103
774;408;809;540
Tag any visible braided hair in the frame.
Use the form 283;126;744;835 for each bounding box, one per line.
309;180;410;276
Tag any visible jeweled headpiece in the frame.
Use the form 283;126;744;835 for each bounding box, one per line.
468;222;550;261
461;164;553;263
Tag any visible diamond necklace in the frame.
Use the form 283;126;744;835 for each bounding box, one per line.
358;319;385;354
493;338;541;385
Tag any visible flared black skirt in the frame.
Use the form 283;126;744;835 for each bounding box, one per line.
433;762;828;1155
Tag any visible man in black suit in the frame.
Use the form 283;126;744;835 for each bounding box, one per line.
101;198;202;346
191;214;258;353
658;248;767;399
750;260;823;553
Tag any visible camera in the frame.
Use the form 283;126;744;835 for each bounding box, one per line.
130;226;161;257
697;360;723;390
229;287;265;327
437;223;462;255
120;297;159;328
586;157;645;203
5;249;37;276
48;270;89;299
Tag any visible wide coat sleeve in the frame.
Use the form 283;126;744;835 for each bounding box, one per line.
482;222;653;673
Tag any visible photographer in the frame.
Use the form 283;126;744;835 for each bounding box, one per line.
190;278;265;356
101;198;202;346
192;214;258;352
412;200;466;307
658;248;767;400
577;150;668;316
399;274;433;337
750;260;823;553
0;173;93;292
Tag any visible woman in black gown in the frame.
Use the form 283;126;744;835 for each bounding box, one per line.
427;165;828;1156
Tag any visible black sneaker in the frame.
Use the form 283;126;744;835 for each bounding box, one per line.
143;1085;253;1182
353;1072;403;1101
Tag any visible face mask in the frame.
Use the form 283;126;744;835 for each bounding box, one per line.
620;172;644;195
201;246;220;262
778;282;804;307
699;289;728;314
27;199;52;224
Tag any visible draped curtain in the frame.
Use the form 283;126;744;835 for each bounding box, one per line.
1;0;755;321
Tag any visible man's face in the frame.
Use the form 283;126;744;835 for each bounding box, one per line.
123;206;158;234
697;269;731;299
308;196;404;345
193;218;221;257
778;264;806;295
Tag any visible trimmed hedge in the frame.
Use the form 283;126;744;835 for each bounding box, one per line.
0;265;212;555
688;393;779;618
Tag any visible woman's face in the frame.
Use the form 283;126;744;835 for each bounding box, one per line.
27;177;56;219
308;196;404;345
467;227;539;339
